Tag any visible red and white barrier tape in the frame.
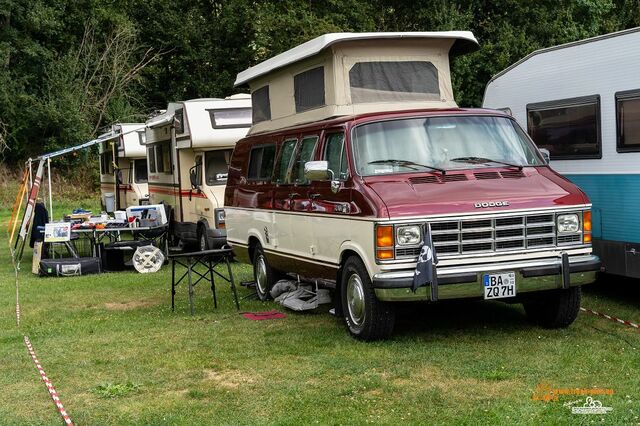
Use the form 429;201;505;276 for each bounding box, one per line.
580;307;640;331
24;336;74;425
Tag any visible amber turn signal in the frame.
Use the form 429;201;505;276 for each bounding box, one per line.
376;225;394;248
583;211;592;232
376;249;394;260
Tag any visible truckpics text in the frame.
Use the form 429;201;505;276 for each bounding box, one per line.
141;95;251;250
98;123;149;211
224;32;600;340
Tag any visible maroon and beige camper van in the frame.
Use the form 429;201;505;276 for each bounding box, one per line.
224;32;600;340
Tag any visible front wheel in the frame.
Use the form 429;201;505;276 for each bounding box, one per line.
252;244;276;301
523;286;581;328
341;256;395;341
198;226;210;251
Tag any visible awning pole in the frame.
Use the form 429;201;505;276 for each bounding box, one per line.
47;158;53;220
28;159;33;189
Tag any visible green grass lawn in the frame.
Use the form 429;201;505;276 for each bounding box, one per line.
1;209;639;424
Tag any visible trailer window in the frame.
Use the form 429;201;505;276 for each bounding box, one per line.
175;108;185;134
209;108;252;129
273;139;297;184
252;85;271;124
294;66;325;112
349;61;439;103
205;150;232;185
616;90;640;152
148;147;156;173
324;133;348;180
292;136;318;184
134;159;148;183
527;96;601;159
154;142;172;173
100;151;114;175
247;144;276;180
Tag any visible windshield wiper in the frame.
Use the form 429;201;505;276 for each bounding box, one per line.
368;159;446;175
450;156;523;171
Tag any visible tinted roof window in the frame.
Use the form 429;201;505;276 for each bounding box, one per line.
349;61;439;103
252;86;271;124
294;66;325;112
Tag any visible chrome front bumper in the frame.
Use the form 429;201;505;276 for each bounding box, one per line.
373;254;600;302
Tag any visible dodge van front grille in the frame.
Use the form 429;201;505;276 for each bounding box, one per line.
429;213;556;255
392;213;565;260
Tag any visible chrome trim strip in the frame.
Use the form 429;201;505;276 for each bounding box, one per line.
374;254;599;280
379;246;593;269
224;204;591;222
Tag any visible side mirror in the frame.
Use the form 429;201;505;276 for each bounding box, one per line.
189;167;199;189
304;161;331;181
539;148;551;164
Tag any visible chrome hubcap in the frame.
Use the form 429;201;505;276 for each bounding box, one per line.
346;273;365;326
255;255;268;295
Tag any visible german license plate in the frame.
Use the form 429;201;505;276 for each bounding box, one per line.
483;272;516;300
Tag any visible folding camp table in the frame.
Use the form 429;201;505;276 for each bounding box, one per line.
71;224;169;259
169;248;239;314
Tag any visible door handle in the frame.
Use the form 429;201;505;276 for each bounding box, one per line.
288;192;300;198
309;193;321;199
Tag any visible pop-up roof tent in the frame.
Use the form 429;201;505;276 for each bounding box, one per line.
234;32;479;134
142;94;252;149
98;123;146;158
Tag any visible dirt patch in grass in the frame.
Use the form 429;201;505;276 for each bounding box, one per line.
203;369;260;389
391;367;522;400
104;300;156;310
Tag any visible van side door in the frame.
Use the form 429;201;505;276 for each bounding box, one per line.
304;130;353;278
270;137;298;267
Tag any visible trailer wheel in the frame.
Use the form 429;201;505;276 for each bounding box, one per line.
252;244;275;301
523;286;581;328
341;256;395;341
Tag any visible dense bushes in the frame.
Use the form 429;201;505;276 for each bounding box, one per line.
1;0;639;168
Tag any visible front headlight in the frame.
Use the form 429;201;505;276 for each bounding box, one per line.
557;214;579;233
397;225;421;245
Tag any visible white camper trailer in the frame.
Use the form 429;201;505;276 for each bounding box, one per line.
142;95;252;249
98;123;148;211
483;27;640;279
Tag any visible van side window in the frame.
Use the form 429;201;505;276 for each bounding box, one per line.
273;139;297;184
134;159;148;183
616;89;640;152
526;95;601;160
247;144;276;180
205;149;232;185
194;155;203;186
292;136;318;184
324;133;348;180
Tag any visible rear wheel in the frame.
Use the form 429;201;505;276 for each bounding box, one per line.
523;286;581;328
341;256;395;341
252;244;276;301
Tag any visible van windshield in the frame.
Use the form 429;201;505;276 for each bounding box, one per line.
352;116;544;176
